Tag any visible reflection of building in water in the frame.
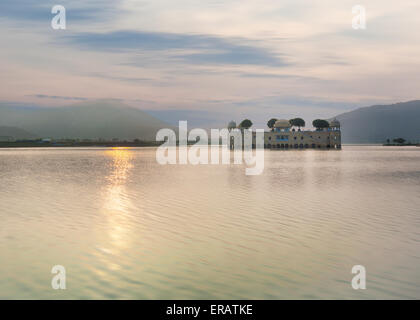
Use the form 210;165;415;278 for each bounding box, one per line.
230;119;342;150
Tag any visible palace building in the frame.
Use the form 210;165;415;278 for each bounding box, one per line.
262;118;341;149
229;118;342;150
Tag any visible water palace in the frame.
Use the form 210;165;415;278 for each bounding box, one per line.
228;119;342;150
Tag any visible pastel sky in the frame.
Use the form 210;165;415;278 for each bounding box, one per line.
1;0;419;127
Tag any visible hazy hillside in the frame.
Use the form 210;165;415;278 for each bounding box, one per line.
335;100;420;143
0;100;171;141
0;126;37;140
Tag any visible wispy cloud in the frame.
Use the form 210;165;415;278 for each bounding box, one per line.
233;95;361;110
88;73;153;83
238;73;321;81
0;0;124;24
30;94;88;101
64;30;288;66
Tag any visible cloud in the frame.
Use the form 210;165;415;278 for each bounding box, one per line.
233;95;360;110
88;73;153;83
64;30;288;66
30;94;88;101
238;73;321;81
0;0;122;23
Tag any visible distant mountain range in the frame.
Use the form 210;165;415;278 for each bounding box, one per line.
0;100;171;141
335;100;420;143
0;126;37;140
1;99;419;144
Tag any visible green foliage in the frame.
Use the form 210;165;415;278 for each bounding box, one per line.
393;138;406;144
227;121;237;129
267;118;277;129
239;119;253;129
289;118;306;128
312;119;330;129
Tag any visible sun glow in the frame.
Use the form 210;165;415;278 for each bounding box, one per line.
95;148;135;272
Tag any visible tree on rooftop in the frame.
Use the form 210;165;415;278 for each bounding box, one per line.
289;118;306;129
312;119;330;129
239;119;253;129
267;118;277;130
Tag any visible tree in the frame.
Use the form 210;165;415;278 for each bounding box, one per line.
312;119;330;129
227;121;237;131
267;118;277;130
393;138;406;144
289;118;306;129
239;119;253;129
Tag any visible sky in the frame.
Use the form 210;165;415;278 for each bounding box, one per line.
1;0;419;127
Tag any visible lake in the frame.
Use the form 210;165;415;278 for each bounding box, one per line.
0;146;419;299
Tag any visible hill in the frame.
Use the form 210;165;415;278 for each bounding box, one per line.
335;100;420;143
0;100;171;141
0;126;37;140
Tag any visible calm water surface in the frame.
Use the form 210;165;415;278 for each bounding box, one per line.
0;146;419;299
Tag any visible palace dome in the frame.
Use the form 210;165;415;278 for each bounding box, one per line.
274;119;292;128
329;119;341;127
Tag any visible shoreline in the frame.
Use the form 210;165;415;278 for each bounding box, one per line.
1;142;419;149
0;141;161;148
383;143;419;146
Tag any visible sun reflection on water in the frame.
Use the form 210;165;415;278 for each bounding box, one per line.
97;148;135;271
